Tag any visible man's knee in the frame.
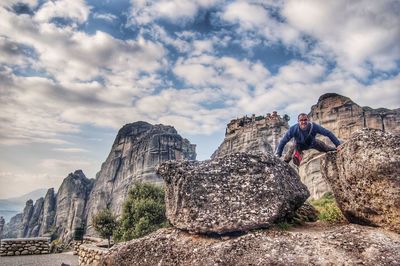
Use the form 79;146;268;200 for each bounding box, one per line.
313;139;335;152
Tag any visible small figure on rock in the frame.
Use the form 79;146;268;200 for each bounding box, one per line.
275;113;342;166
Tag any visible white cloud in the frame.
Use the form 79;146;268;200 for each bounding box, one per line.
53;148;88;153
1;0;38;9
283;0;400;75
222;1;269;29
130;0;221;24
34;0;91;24
92;12;118;23
220;1;302;48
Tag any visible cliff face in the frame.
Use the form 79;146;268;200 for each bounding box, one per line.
54;170;93;242
308;93;400;138
3;172;92;241
38;188;56;236
85;121;196;234
300;93;400;199
0;216;5;238
4;121;195;241
212;112;289;158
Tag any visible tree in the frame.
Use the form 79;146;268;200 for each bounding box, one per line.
92;208;118;248
114;182;167;242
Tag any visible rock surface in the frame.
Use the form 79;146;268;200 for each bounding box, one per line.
212;112;289;158
54;170;94;242
0;216;4;238
100;224;400;266
38;188;56;236
18;199;34;238
321;128;400;233
85;121;196;235
27;197;44;237
158;152;309;234
4;122;195;241
300;93;400;199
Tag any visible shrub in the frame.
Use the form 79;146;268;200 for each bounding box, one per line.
113;182;167;242
310;192;345;223
92;208;118;248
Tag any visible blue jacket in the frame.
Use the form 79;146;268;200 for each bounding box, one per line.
276;122;341;157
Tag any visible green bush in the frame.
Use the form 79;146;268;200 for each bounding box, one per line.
92;208;118;248
114;182;167;242
310;192;345;223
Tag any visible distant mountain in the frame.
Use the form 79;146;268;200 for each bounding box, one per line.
0;188;48;222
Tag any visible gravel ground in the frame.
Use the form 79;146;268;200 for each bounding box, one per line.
0;251;78;266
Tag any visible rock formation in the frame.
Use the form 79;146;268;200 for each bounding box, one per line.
17;199;34;238
85;121;196;235
211;111;289;158
38;188;56;236
26;197;44;237
0;216;4;238
3;171;93;241
321;129;400;233
300;93;400;199
54;170;94;242
101;225;400;266
4;122;196;241
158;152;309;234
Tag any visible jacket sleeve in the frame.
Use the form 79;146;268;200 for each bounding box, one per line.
275;127;294;157
314;124;341;147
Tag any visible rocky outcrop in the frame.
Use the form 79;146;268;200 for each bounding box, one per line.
300;93;400;199
3;172;89;241
0;216;4;238
54;170;93;242
3;122;195;241
212;112;289;158
101;224;400;266
26;198;44;237
18;200;34;238
321;129;400;233
2;214;22;238
158;152;309;234
85;122;196;235
38;188;56;236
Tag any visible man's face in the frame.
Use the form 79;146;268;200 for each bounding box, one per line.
298;115;309;130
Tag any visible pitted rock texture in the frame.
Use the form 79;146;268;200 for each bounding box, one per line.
158;152;309;234
300;93;400;199
85;121;196;235
100;224;400;266
321;128;400;233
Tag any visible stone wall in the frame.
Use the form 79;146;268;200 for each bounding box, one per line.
73;236;102;255
77;243;108;266
0;237;50;256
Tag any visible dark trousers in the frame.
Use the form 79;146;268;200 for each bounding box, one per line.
283;139;336;163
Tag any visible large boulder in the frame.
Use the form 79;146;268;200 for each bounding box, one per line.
101;225;400;266
157;152;310;234
321;128;400;233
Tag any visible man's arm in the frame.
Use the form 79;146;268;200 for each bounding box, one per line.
315;124;341;147
275;128;293;157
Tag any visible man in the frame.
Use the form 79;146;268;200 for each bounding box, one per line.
275;113;342;166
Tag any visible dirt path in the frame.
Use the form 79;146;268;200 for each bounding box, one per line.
0;251;78;266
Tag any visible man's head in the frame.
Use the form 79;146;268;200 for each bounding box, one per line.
297;113;309;130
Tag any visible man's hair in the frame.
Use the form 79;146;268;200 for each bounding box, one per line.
297;113;308;120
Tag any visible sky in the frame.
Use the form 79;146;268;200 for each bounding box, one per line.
0;0;399;199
